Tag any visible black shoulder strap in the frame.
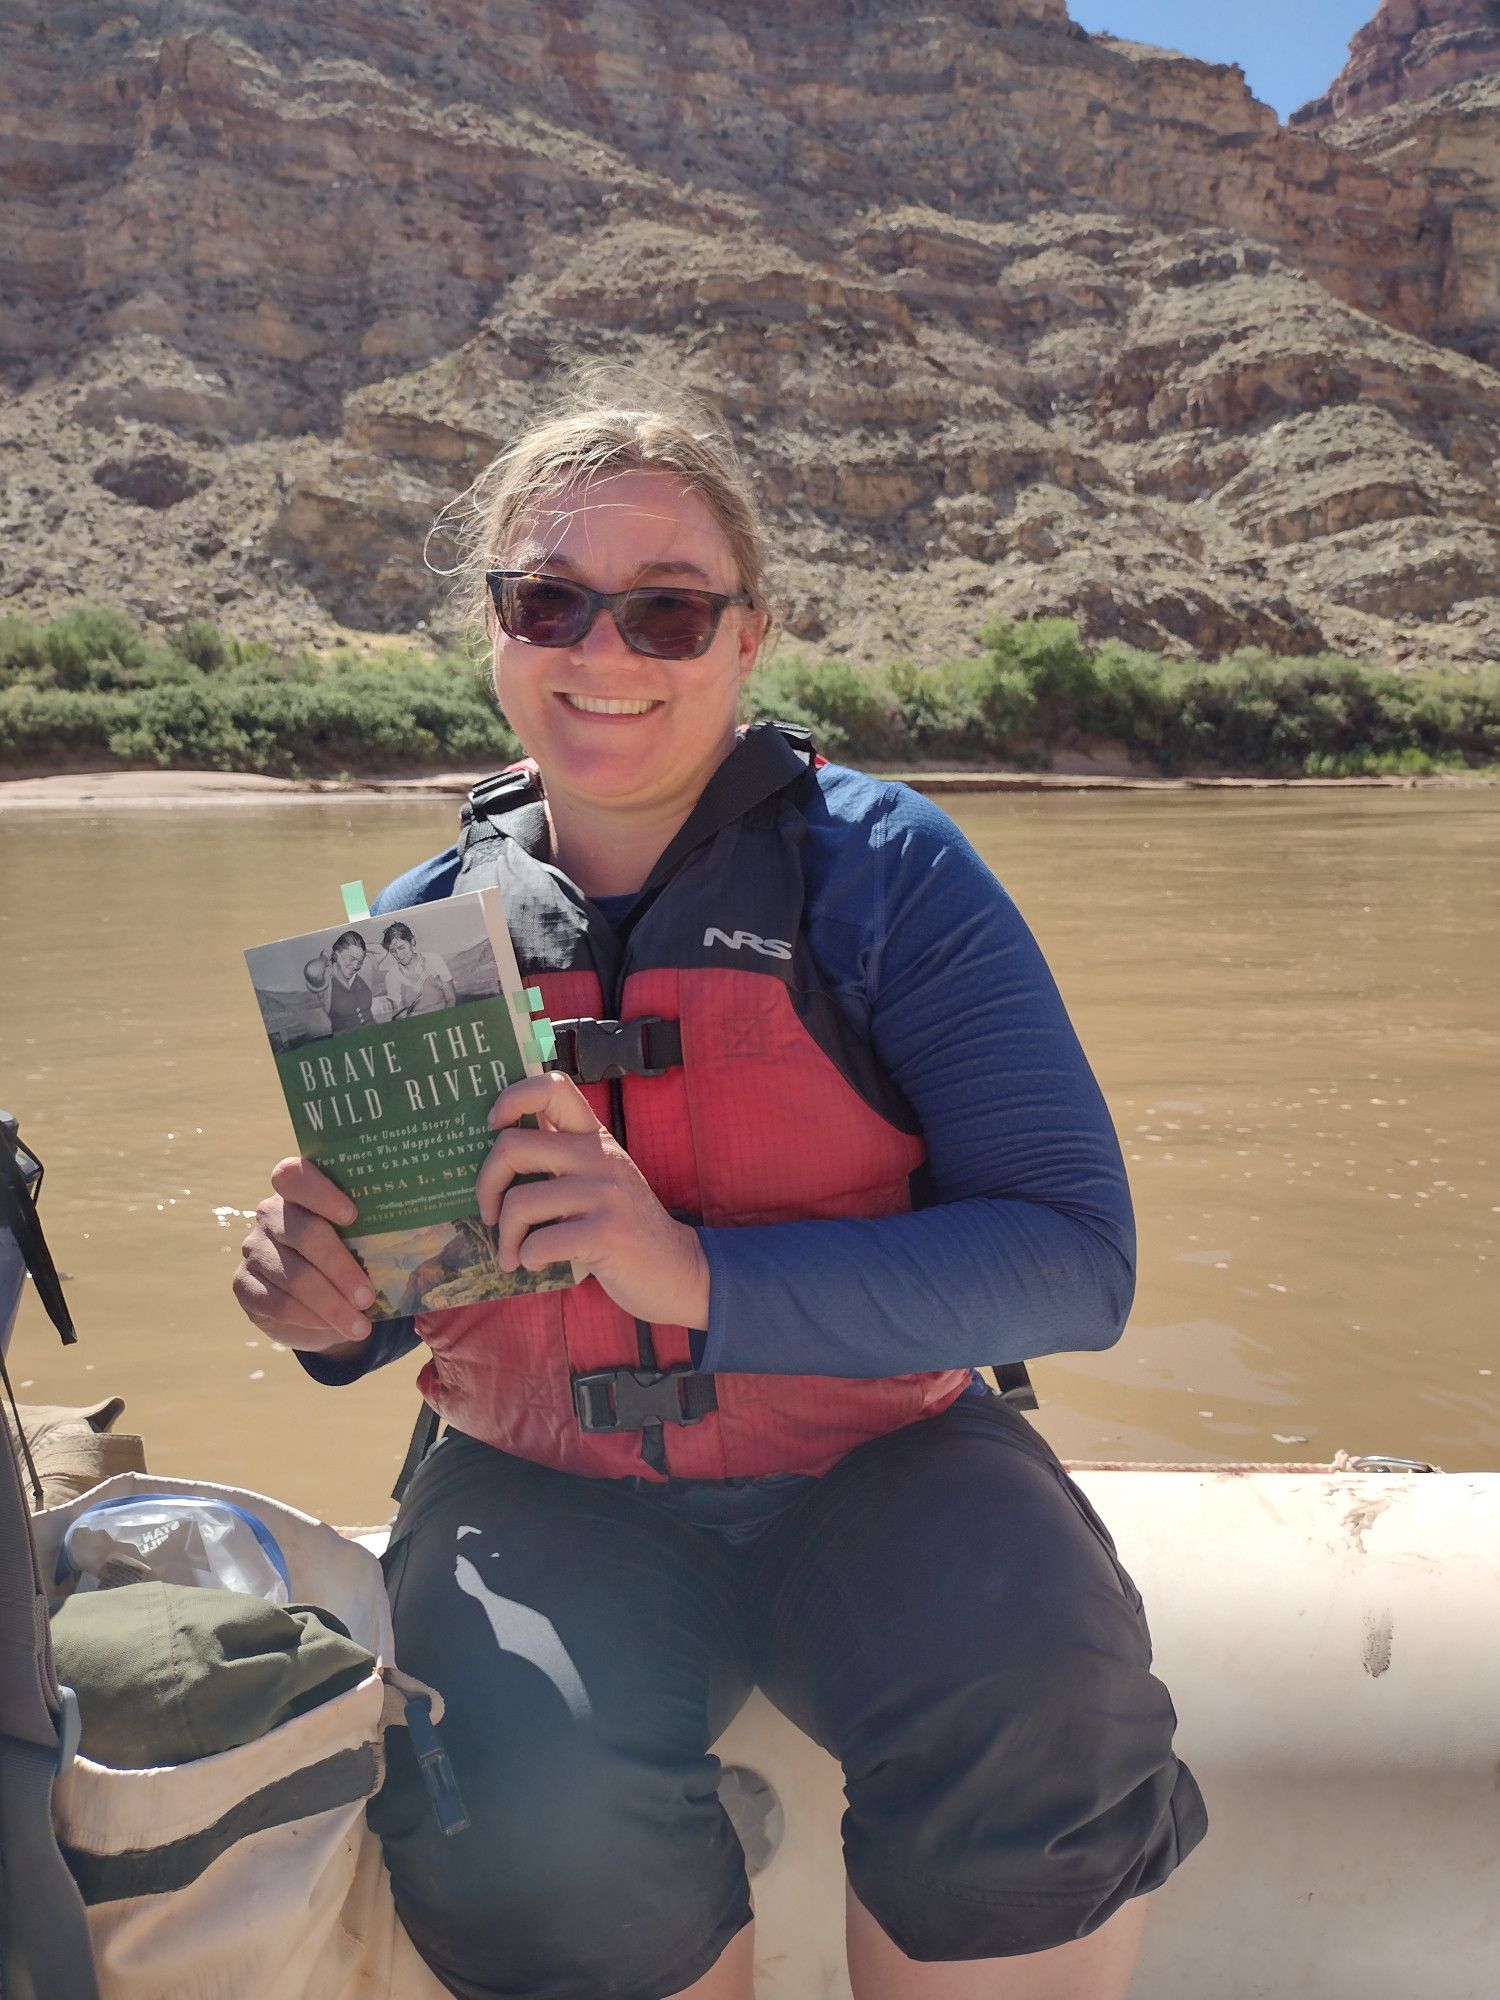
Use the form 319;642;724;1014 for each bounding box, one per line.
465;763;543;822
461;764;550;862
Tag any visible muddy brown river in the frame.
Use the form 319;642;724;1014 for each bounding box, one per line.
3;785;1496;1524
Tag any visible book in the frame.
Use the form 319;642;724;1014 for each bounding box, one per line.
245;889;575;1319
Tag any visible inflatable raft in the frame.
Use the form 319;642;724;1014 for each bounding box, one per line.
347;1456;1500;1999
713;1458;1500;2000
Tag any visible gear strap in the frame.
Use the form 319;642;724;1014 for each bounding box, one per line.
0;1116;101;1999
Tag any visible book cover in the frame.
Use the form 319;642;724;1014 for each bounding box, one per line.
245;889;575;1319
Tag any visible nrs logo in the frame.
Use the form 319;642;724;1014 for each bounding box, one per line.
702;926;793;961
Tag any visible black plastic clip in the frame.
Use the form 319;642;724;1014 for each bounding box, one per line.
571;1367;717;1433
403;1695;470;1836
550;1017;680;1084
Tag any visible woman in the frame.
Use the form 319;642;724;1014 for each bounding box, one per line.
380;920;457;1018
233;385;1205;2000
303;929;378;1034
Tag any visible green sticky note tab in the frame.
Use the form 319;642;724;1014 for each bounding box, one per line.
510;990;531;1016
525;986;543;1011
532;1019;557;1061
520;1035;540;1065
340;880;370;921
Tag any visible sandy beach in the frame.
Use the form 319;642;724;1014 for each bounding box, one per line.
0;765;1465;812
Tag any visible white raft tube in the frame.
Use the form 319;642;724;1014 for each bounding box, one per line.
715;1466;1500;1999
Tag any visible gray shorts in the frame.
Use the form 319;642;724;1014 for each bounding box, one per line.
372;1395;1206;2000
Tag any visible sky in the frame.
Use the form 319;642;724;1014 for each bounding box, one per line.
1067;1;1379;121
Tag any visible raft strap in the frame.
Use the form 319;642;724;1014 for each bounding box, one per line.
0;1115;101;1997
571;1367;718;1433
992;1362;1039;1412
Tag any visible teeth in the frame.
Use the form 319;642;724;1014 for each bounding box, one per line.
562;694;658;715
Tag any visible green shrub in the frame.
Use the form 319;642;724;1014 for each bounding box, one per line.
0;684;132;762
169;619;235;673
742;654;906;759
105;684;250;769
5;607;1498;778
41;607;164;691
0;614;48;685
884;657;987;759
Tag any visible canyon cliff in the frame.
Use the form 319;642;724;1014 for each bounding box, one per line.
1293;0;1500;124
1;0;1496;667
1296;3;1500;465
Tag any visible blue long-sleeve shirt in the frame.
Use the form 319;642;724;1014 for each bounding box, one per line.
301;762;1134;1527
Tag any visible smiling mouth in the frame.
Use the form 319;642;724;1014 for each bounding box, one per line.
559;693;661;716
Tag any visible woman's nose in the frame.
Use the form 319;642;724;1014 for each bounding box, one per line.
573;603;637;664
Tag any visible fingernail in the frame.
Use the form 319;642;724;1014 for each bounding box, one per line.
347;1317;369;1341
353;1284;375;1308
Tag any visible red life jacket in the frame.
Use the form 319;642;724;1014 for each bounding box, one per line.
412;725;972;1482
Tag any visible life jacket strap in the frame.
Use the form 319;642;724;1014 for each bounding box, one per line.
551;1016;683;1084
571;1367;718;1434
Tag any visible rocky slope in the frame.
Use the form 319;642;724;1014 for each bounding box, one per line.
1;0;1497;668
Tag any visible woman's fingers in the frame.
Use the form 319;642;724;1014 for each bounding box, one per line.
269;1155;358;1226
510;1219;593;1273
477;1077;612;1223
479;1072;708;1325
234;1227;373;1350
272;1197;376;1305
475;1125;609;1227
231;1166;376;1353
488;1071;603;1136
493;1172;598;1270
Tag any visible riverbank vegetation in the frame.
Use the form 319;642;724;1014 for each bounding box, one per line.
2;607;1497;780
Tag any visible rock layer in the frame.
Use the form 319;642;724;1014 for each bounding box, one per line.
0;0;1497;667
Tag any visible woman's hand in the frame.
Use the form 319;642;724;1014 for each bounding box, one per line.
232;1159;377;1354
478;1074;711;1330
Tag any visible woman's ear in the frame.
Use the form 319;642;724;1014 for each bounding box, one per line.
736;608;767;685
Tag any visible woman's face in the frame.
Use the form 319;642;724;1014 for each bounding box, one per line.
490;470;765;824
333;939;366;980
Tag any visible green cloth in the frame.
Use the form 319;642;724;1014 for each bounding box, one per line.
50;1582;375;1768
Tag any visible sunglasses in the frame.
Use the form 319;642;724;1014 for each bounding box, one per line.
486;570;753;661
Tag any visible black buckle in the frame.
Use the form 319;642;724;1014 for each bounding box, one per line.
991;1362;1039;1412
551;1017;672;1084
571;1367;714;1433
466;766;542;819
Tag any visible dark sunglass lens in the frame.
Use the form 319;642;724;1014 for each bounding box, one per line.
502;576;591;647
618;589;717;660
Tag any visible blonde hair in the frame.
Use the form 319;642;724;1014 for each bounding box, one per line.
441;370;774;643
